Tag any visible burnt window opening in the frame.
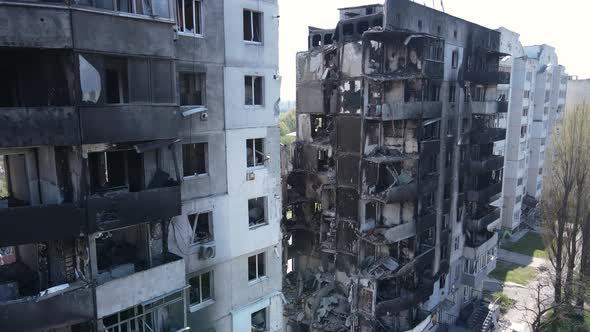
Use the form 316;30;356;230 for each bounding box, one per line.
366;7;374;15
451;50;459;69
188;212;213;244
0;153;32;207
311;115;328;138
437;26;441;35
189;271;213;306
426;153;439;174
445;150;452;168
365;201;378;224
443;214;450;230
177;0;202;34
248;197;267;228
251;307;268;331
317;149;334;172
357;21;369;34
245;76;264;106
418;20;423;31
324;34;334;45
312;34;322;47
371;17;383;28
179;72;205;106
246;138;265;168
88;150;143;194
95;225;148;279
472;86;486;102
520;125;528;138
425;39;444;62
243;9;262;43
248;252;266;281
423;192;435;209
422;120;440;141
422;228;434;246
428;84;441;102
449;85;456;103
343;23;354;36
105;58;129;104
522;107;529;117
453;30;458;39
183;143;208;177
404;79;426;102
0;50;70;107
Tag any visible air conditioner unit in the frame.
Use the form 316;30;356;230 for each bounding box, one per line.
198;245;216;260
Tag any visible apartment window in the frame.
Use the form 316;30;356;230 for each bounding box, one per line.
539;168;543;175
523;90;530;99
248;197;267;228
520;125;527;138
188;212;213;244
245;76;263;106
443;214;450;230
177;0;202;34
251;307;268;331
105;58;129;104
526;71;532;82
514;211;520;222
545;91;551;102
541;138;546;146
451;50;459;69
246;138;265;168
544;107;549;115
179;72;205;106
183;143;208;177
522;107;529;117
189;271;213;307
243;9;262;43
516;195;522;204
449;85;456;103
423;192;435;209
517;177;523;186
248;253;266;281
88;150;143;193
454;236;460;251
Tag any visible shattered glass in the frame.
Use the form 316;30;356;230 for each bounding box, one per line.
79;55;101;104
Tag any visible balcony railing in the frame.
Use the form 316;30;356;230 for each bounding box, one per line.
467;181;502;203
461;259;497;290
471;128;506;144
466;206;501;232
367;102;442;120
464;233;498;258
464;71;511;85
470;101;508;115
469;155;504;175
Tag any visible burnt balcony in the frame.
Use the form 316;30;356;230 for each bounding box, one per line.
471;128;506;144
466;206;501;232
470;101;509;115
87;185;181;233
467;181;502;203
418;208;436;233
464;71;511;85
469;155;504;175
464;232;498;259
0;204;84;247
369;101;442;120
375;278;434;316
369;181;418;204
0;281;93;332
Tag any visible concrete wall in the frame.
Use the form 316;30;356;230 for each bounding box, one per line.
566;79;590;107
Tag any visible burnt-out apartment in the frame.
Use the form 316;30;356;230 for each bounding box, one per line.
283;1;507;331
0;0;281;331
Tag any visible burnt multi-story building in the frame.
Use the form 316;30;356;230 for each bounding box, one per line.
283;1;507;331
0;0;281;331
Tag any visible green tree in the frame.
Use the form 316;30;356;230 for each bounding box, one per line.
279;109;296;145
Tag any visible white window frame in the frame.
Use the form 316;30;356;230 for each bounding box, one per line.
246;138;266;169
188;211;213;245
178;0;203;37
248;252;266;283
248;196;268;229
188;271;214;312
244;75;264;107
243;9;263;44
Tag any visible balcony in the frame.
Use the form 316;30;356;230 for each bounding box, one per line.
87;185;181;233
95;253;186;318
371;102;442;120
0;204;84;246
464;71;511;85
375;279;434;316
0;281;93;332
0;107;80;148
461;259;497;290
467;182;502;203
471;128;506;144
464;233;498;259
469;155;504;175
466;206;501;232
79;105;179;144
470;101;508;115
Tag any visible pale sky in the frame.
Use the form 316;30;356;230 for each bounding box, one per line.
278;0;588;101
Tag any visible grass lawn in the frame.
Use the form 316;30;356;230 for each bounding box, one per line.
502;232;548;258
489;261;537;285
541;311;590;332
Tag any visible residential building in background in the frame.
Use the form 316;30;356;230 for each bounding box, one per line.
496;29;567;232
0;0;281;331
283;0;507;330
566;77;590;108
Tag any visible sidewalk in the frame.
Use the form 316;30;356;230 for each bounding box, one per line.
498;248;546;268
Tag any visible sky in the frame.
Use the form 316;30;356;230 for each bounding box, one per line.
278;0;589;101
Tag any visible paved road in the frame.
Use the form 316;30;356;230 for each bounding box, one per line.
498;249;546;268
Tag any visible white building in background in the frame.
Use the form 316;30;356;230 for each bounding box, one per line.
497;28;567;232
566;77;590;109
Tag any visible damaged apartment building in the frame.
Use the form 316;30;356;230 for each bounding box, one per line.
0;0;281;331
283;1;507;331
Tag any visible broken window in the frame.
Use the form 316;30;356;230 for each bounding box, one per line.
79;55;102;104
88;150;143;194
246;138;265;168
324;33;333;45
183;143;208;177
243;9;262;43
189;271;213;307
422;120;440;141
452;50;459;69
0;153;32;207
425;39;444;62
105;58;129;104
179;72;205;106
343;23;354;36
357;20;369;34
95;225;148;279
248;252;266;281
251;307;267;332
188;212;213;244
245;76;264;106
423;192;435;209
248;197;267;228
177;0;202;34
311;34;322;47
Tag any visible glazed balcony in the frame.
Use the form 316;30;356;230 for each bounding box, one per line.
461;258;497;290
466;206;501;233
464;71;510;85
366;102;442;120
469;155;504;175
464;233;498;259
471;128;506;144
470;101;508;115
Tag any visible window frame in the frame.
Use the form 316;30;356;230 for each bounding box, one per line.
188;211;214;245
246;138;266;169
179;71;206;107
182;142;208;178
248;252;266;282
243;9;263;44
177;0;203;37
244;75;264;107
188;270;214;311
248;196;268;229
250;307;268;331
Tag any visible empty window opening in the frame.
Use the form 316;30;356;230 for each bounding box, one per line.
371;17;383;28
246;138;265;168
522;107;529;117
426;39;444;62
312;34;322;47
245;76;263;106
251;307;268;332
343;23;354;36
189;271;213;307
177;0;202;34
418;20;422;31
105;58;129;104
317;149;334;172
520;125;528;138
248;197;267;228
324;34;333;45
183;143;208;177
88;150;143;194
287;258;294;273
449;85;456;103
523;90;530;99
189;212;213;244
422;120;440;141
0;153;32;207
248;252;266;281
451;50;459;69
428;84;441;102
357;21;369;34
243;10;262;42
95;225;148;281
453;30;458;39
437;26;441;35
179;72;205;106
